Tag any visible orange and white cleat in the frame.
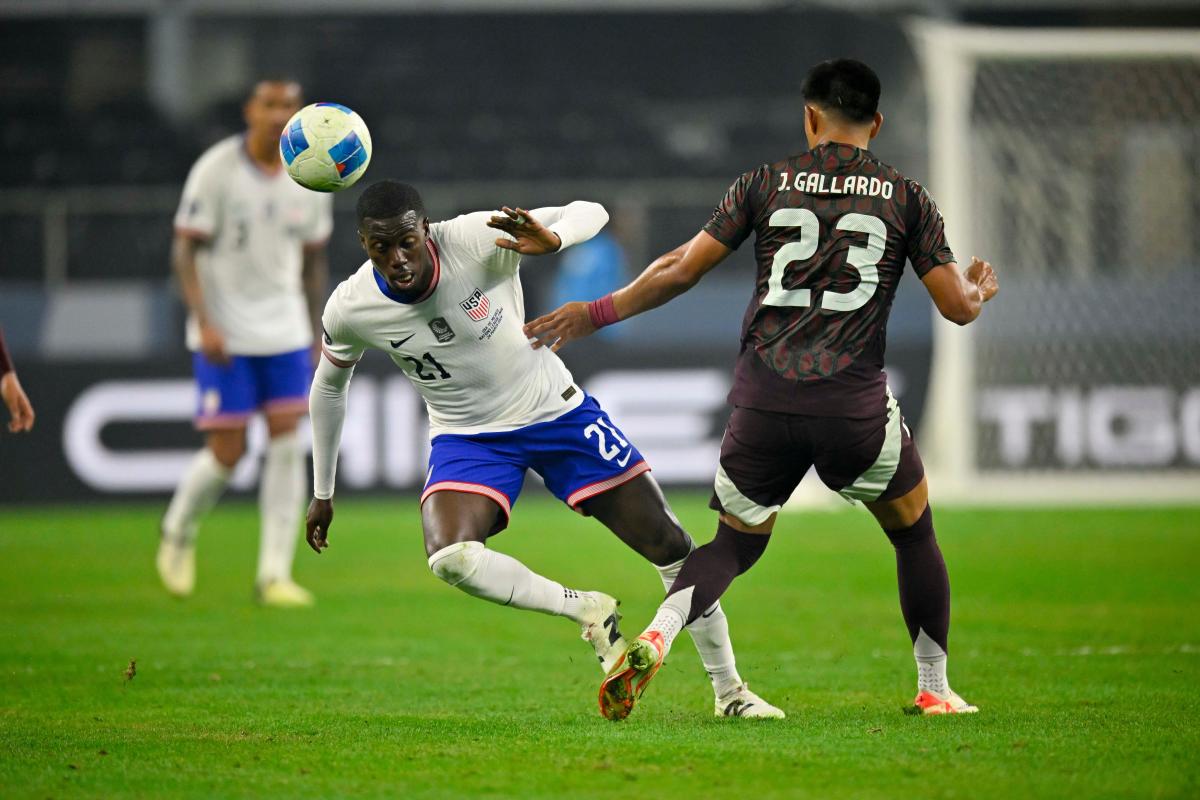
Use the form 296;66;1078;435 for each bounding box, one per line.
597;631;666;721
912;688;979;715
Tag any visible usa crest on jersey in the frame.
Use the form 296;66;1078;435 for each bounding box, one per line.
460;288;491;322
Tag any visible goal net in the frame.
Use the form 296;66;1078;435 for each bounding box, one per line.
910;24;1200;504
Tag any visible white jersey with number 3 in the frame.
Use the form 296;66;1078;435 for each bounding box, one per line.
320;206;606;437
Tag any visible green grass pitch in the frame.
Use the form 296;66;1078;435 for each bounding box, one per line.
1;495;1197;798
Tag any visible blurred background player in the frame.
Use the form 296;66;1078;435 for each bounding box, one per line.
526;59;998;719
0;326;35;434
156;79;333;607
306;181;782;718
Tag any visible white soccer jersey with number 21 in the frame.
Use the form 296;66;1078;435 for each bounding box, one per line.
320;204;608;437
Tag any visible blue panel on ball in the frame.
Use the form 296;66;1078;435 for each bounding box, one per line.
328;130;368;177
315;102;354;114
280;118;309;166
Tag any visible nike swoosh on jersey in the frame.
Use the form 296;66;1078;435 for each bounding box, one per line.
389;334;415;348
616;449;632;468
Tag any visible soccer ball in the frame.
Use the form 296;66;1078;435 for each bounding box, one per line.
280;102;372;192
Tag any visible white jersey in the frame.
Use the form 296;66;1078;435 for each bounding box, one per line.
174;135;333;355
320;205;607;437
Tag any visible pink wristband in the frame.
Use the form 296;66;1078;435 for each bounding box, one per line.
587;294;619;329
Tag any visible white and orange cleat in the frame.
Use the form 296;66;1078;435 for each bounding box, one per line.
598;631;666;721
912;688;979;715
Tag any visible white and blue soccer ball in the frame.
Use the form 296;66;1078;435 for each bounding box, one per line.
280;102;372;192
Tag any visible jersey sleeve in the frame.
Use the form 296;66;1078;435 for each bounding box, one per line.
702;166;769;251
303;193;334;247
529;201;608;252
173;151;224;239
436;212;523;276
904;180;956;277
320;292;367;367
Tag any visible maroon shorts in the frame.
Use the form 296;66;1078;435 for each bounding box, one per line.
710;392;924;525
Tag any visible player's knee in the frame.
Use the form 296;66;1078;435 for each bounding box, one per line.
427;540;486;587
206;435;245;469
715;521;770;575
882;504;934;547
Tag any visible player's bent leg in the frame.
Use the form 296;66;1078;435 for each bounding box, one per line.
158;428;243;597
583;475;782;717
579;473;693;567
256;410;312;608
422;491;623;669
599;514;774;721
867;479;976;714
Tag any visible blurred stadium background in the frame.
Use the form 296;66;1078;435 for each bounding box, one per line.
0;1;1197;506
1;3;1198;798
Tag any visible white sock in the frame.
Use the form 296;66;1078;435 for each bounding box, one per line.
914;628;950;694
428;541;589;622
257;431;303;585
655;556;742;696
163;448;231;546
644;588;689;654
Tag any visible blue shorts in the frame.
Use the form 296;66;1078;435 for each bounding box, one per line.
421;395;649;526
192;347;312;430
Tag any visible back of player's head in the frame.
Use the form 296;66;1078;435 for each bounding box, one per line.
356;180;426;227
802;59;881;124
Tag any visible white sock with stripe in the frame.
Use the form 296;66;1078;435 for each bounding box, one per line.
655;556;743;696
257;431;303;585
163;448;232;546
428;541;589;622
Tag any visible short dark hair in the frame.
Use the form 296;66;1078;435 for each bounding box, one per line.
356;180;426;228
802;59;881;124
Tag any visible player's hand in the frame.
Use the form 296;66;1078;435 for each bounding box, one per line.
306;497;334;553
199;322;230;365
965;257;999;303
0;372;34;433
486;207;562;256
523;301;596;352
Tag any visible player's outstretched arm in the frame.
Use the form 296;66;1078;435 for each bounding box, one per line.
307;354;355;553
921;257;999;326
486;201;609;256
523;230;731;351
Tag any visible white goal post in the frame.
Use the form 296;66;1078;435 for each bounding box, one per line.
909;23;1200;505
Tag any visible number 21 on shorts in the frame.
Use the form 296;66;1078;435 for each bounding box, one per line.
584;416;630;463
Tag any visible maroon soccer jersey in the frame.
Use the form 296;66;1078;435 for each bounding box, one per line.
704;142;954;418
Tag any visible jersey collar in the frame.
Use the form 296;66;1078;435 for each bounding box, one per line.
372;238;441;304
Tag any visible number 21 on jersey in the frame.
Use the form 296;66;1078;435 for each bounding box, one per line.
764;209;886;312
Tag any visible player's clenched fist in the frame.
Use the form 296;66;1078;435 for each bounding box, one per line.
306;497;334;553
965;257;999;303
523;301;596;352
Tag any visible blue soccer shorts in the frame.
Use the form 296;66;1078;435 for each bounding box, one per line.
420;395;650;527
192;347;312;430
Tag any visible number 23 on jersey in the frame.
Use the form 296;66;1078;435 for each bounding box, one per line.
764;209;886;313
